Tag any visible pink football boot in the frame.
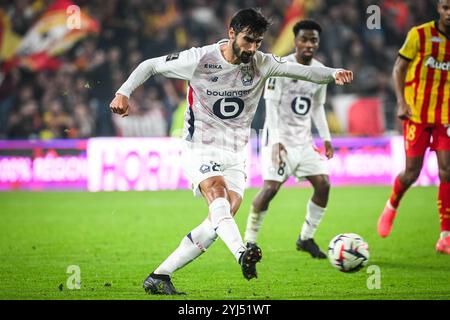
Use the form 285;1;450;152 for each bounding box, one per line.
436;236;450;255
377;201;397;238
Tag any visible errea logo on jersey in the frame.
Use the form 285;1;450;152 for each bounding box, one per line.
204;64;223;69
425;57;450;71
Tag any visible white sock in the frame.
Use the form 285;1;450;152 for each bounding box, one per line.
300;199;326;240
244;206;268;244
441;231;450;239
154;218;217;276
209;198;246;262
386;200;396;210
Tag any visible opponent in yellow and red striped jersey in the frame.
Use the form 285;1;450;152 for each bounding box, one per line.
378;0;450;255
399;20;450;124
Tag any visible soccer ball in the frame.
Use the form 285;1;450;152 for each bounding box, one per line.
328;233;369;272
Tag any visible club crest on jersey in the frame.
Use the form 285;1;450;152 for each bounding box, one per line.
240;66;254;86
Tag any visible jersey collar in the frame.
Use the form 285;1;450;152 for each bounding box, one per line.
435;20;450;40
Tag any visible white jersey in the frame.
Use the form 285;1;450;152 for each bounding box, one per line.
263;54;331;149
117;40;338;153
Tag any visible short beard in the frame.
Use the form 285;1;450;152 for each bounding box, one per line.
301;53;313;64
233;41;252;64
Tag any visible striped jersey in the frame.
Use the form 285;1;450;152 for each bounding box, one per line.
117;39;339;153
399;21;450;124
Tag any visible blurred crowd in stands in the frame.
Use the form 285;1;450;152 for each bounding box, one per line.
0;0;439;139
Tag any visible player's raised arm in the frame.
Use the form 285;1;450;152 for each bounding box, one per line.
262;54;353;85
110;47;202;117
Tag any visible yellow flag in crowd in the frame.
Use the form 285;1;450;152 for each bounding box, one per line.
272;0;307;57
0;10;22;62
2;0;99;71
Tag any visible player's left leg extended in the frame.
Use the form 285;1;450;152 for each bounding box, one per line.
145;210;220;295
436;150;450;254
144;179;250;294
378;120;429;238
144;215;216;295
296;174;329;259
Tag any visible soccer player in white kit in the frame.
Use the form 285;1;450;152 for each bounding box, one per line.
110;9;353;295
244;20;334;259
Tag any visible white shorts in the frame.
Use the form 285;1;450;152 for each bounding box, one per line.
261;143;329;183
182;144;247;198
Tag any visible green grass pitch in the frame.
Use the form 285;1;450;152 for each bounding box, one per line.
0;186;449;300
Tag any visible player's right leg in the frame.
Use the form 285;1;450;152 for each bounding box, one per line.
226;188;263;279
378;120;428;238
296;174;329;259
245;142;287;245
244;180;282;244
200;176;262;280
200;176;247;261
435;147;450;254
378;156;424;237
291;146;330;259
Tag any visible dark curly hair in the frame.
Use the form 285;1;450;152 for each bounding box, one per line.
229;8;271;36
